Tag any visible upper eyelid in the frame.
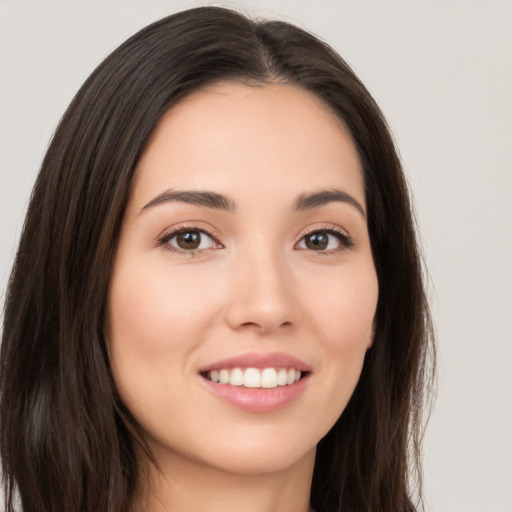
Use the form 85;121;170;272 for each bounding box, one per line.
158;223;221;242
297;223;351;239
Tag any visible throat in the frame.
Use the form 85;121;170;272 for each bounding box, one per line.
131;442;316;512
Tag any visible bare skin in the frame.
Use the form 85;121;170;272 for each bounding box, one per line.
109;82;378;511
132;443;315;512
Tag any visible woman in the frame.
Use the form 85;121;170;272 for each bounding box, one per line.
0;6;435;512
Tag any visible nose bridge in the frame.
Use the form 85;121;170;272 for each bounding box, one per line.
225;238;298;332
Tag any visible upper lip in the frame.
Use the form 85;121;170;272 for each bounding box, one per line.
199;352;312;373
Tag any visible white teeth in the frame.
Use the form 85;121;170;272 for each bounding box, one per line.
206;367;305;388
244;368;260;388
286;369;296;385
261;368;277;388
229;368;244;386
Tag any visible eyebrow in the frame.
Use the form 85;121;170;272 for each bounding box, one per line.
141;190;236;213
293;189;366;218
140;187;365;218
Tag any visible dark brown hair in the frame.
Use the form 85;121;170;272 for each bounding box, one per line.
1;6;435;512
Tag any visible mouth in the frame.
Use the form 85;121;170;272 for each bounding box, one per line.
201;367;307;389
198;352;311;412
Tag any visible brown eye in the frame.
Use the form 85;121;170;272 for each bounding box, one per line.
304;233;329;250
296;229;353;252
160;228;218;253
176;230;201;250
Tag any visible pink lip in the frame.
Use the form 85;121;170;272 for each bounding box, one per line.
201;376;309;413
199;351;312;373
199;352;311;413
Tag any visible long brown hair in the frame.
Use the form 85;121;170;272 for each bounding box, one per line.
1;6;435;512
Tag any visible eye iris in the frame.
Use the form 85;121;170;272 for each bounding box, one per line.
305;232;329;250
177;231;201;250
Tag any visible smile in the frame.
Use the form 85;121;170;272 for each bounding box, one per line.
199;352;311;412
204;367;303;388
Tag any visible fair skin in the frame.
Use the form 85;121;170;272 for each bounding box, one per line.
108;82;379;512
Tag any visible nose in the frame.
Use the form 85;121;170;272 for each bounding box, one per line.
224;247;300;334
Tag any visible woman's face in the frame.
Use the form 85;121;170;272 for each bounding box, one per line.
108;82;378;476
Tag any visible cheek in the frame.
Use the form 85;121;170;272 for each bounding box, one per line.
107;264;207;407
107;264;218;434
303;266;378;418
108;263;220;355
307;267;378;349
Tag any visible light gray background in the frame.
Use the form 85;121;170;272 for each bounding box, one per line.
0;1;511;511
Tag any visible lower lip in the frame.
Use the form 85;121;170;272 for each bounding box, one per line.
201;375;309;412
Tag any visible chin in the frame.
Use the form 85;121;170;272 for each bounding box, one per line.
202;443;316;476
142;421;319;477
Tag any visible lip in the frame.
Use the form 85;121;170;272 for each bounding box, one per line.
199;352;311;413
199;351;312;373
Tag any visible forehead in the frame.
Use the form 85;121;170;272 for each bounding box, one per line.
131;82;364;211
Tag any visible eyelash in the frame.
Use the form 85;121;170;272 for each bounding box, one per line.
156;224;353;256
297;225;354;254
156;225;222;256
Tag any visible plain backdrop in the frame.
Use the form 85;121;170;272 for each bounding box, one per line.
0;1;511;511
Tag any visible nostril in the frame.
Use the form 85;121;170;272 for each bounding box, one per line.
238;319;293;331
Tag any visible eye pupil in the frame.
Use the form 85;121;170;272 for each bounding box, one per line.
177;231;201;249
305;233;328;250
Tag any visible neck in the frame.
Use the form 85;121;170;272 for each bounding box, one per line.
132;445;316;512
